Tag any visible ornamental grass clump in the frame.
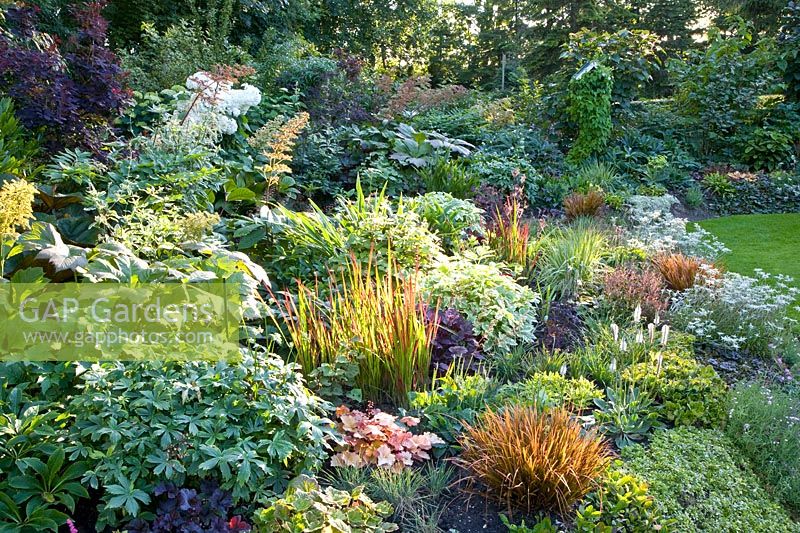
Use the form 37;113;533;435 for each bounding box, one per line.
537;220;608;299
563;190;605;220
457;406;611;514
275;256;437;403
652;253;701;291
487;194;533;273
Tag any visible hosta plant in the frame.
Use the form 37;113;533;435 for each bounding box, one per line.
330;406;444;472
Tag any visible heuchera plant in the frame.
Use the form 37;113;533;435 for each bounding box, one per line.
330;406;444;472
426;307;484;374
126;482;250;533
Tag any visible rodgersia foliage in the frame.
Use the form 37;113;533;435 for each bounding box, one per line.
67;352;336;529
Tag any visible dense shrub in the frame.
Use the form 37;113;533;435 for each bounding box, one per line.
622;427;797;532
622;351;727;427
0;2;131;151
120;21;249;93
0;98;40;180
703;170;800;214
458;406;611;514
68;353;335;528
566;62;613;163
668;21;777;158
422;253;540;355
495;372;603;411
561;29;662;106
725;382;800;513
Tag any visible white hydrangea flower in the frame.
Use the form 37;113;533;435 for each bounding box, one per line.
180;72;262;135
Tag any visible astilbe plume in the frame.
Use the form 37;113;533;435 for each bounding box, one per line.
652;252;702;291
0;179;37;237
249;111;310;202
563;190;606;220
330;405;444;472
457;406;611;514
382;75;468;117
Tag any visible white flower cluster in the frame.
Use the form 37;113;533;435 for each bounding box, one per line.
670;265;800;355
625;194;729;259
181;72;262;135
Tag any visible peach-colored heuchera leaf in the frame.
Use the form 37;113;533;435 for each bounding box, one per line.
331;405;443;471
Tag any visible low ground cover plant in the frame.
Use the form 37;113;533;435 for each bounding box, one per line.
622;427;798;532
725;382;800;513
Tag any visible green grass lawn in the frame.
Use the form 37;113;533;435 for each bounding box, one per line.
697;213;800;321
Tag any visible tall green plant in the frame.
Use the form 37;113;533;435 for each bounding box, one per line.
566;62;613;163
536;220;608;299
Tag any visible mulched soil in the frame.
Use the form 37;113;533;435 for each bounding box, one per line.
695;344;796;386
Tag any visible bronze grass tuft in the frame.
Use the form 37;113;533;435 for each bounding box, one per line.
653;253;701;291
456;405;611;515
563;190;606;220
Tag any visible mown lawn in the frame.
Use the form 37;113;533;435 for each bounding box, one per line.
697;213;800;320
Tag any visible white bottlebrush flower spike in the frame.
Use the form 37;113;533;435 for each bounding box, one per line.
660;325;670;347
